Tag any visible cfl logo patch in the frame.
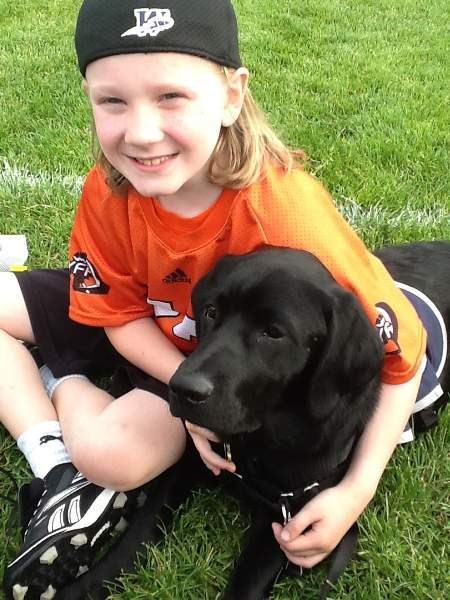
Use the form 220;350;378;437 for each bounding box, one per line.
69;252;110;295
121;8;175;38
375;302;401;355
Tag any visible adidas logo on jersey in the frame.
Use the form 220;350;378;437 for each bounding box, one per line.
163;269;191;284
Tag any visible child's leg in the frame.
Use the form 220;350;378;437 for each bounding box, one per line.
53;380;186;490
0;273;57;437
1;269;185;598
0;273;74;479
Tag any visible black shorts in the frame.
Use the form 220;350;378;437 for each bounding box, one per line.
15;269;169;400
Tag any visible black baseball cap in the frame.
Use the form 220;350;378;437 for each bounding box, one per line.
75;0;242;76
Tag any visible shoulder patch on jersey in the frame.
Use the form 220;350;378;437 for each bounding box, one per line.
375;302;401;355
69;252;110;295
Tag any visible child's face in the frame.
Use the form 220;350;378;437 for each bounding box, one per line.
85;52;244;204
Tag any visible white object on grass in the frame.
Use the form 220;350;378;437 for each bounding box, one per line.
0;234;28;270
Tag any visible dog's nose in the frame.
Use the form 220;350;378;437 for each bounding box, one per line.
170;374;214;405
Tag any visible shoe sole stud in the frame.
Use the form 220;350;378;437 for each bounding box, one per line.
76;565;89;577
40;585;56;600
70;533;88;547
115;516;128;532
137;491;147;507
39;546;58;565
113;492;127;509
12;584;28;600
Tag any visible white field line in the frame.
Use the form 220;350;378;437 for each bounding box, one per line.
0;159;83;194
335;197;449;229
1;159;448;228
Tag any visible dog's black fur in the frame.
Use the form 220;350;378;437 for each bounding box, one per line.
169;241;450;599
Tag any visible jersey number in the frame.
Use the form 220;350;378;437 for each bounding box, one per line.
147;299;197;341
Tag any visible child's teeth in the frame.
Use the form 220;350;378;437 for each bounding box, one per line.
139;156;169;166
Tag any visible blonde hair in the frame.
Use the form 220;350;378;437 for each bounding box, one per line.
93;67;304;194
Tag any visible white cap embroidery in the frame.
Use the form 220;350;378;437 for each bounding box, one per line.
121;8;175;38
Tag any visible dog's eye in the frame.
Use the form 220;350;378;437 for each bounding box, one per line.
204;305;217;320
260;325;284;340
306;336;320;353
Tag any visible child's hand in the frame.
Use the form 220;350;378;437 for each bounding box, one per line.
272;481;368;568
185;421;236;476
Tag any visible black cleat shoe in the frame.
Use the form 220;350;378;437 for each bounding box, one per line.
4;463;141;600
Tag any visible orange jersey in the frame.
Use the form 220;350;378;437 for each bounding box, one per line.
69;164;426;384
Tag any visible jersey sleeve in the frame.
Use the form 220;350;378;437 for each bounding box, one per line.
251;168;426;384
68;167;152;327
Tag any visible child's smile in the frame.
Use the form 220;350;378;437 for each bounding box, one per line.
133;154;177;168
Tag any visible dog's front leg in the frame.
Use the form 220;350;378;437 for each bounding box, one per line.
223;509;286;600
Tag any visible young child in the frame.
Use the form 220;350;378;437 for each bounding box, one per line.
1;0;443;598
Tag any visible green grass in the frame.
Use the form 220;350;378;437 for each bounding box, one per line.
0;0;449;598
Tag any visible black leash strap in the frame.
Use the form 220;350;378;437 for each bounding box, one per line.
319;522;359;599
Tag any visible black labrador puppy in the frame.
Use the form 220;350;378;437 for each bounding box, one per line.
169;241;449;600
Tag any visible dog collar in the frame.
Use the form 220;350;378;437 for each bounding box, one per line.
220;439;358;596
222;442;352;524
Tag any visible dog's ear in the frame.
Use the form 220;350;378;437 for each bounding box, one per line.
307;287;384;421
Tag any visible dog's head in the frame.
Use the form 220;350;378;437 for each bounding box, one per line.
169;248;384;454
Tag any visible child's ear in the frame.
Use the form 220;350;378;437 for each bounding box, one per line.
81;79;89;95
222;67;249;127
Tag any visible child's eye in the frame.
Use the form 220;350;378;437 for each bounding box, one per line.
102;97;124;105
160;92;182;102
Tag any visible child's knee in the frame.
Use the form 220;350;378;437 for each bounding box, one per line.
0;272;34;341
70;431;185;491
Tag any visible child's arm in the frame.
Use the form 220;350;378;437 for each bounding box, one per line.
271;366;422;567
106;319;242;475
105;317;185;384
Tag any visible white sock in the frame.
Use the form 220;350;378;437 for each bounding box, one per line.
17;420;71;479
39;364;89;400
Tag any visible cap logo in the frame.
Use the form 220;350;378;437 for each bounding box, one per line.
121;8;175;38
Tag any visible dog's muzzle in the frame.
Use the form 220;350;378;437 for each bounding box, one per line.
169;372;215;421
170;372;214;406
169;370;261;436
